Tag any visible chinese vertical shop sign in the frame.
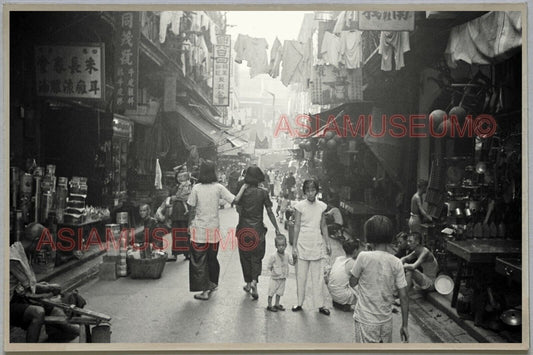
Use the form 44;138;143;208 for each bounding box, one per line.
35;44;104;100
114;12;140;110
212;34;231;106
358;11;415;31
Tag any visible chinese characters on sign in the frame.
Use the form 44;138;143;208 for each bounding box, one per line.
212;34;231;106
358;11;415;31
114;12;140;110
35;44;104;100
311;65;363;105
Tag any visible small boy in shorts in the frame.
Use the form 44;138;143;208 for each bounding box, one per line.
266;234;294;312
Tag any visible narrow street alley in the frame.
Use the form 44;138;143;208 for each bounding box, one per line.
6;7;525;352
78;203;471;344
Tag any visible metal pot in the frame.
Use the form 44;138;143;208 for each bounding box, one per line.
500;309;521;327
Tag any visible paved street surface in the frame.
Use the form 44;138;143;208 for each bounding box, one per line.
79;203;451;344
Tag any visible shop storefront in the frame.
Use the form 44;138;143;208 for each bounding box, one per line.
292;11;523;341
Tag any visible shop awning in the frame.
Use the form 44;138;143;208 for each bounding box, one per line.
363;106;407;190
167;103;246;154
217;133;248;156
226;135;247;148
309;101;374;137
445;11;522;68
312;109;345;138
172;103;221;150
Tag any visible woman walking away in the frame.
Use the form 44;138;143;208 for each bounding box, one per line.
235;166;281;300
187;161;246;301
291;179;331;315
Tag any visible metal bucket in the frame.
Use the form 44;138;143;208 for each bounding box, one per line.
91;325;112;343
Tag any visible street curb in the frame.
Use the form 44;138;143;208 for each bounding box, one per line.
425;292;506;343
36;247;106;283
408;301;451;343
62;261;102;293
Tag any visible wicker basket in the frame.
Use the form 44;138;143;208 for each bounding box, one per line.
127;254;167;279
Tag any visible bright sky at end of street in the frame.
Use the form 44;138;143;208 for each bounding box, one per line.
226;11;310;46
225;11;310;101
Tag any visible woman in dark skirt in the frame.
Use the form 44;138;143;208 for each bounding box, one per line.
235;166;281;300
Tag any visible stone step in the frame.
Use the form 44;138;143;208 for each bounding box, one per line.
426;291;507;343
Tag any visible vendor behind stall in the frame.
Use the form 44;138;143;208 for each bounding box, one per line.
137;204;160;251
409;179;433;233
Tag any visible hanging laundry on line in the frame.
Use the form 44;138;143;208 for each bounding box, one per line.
159;11;183;43
234;34;270;78
379;31;410;71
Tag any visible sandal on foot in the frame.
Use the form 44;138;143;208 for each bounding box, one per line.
266;306;278;312
275;305;285;311
194;293;210;301
292;305;303;312
243;284;251;293
250;283;259;300
319;307;330;316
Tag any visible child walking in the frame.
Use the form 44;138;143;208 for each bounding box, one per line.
266;234;294;312
350;215;409;343
277;192;291;224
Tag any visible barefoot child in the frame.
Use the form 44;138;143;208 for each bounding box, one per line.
266;234;294;312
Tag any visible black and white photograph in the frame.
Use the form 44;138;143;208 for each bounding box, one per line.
3;3;528;352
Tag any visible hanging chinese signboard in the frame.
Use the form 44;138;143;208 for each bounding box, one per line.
212;34;231;106
311;65;363;105
358;11;415;31
114;12;140;110
35;43;104;100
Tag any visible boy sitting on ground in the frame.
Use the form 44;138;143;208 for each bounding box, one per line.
325;239;362;312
